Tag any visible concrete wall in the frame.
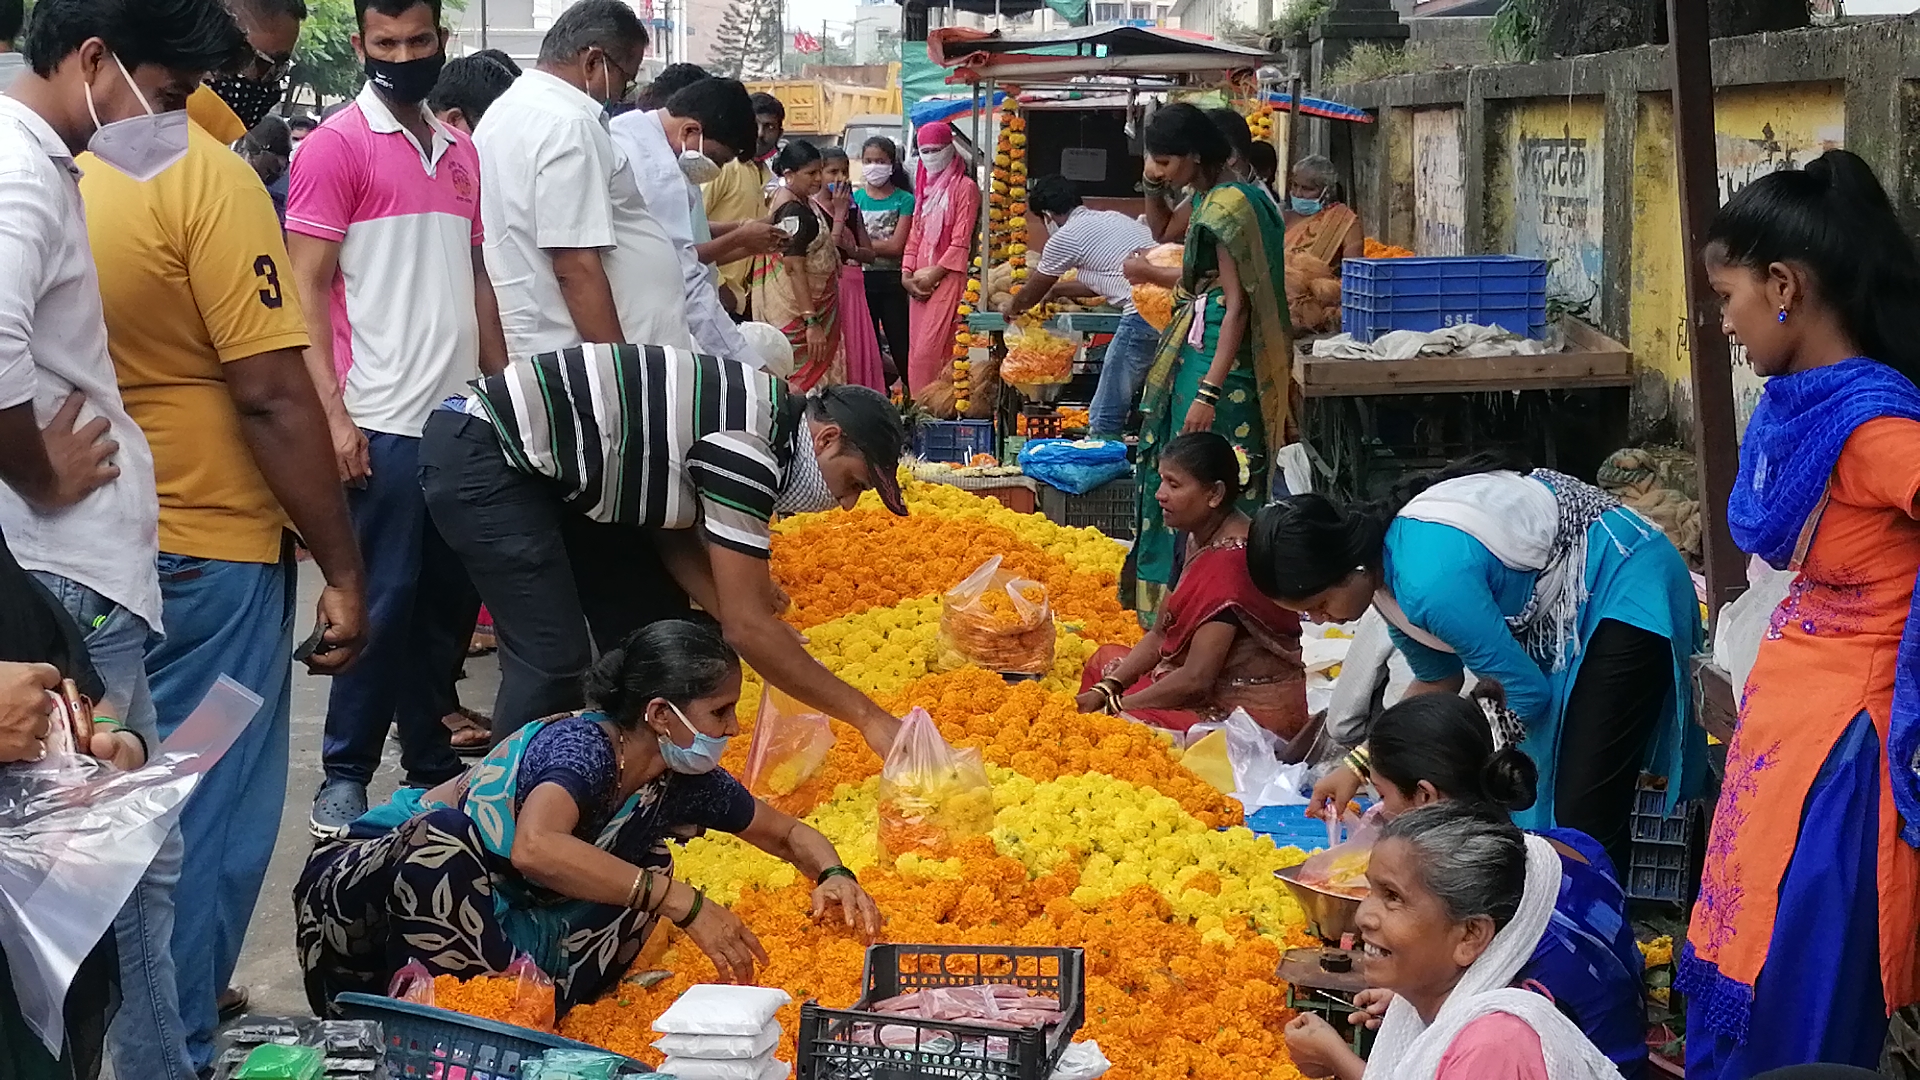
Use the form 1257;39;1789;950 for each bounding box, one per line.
1328;19;1913;445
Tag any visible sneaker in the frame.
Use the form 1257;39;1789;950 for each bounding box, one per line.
309;778;368;839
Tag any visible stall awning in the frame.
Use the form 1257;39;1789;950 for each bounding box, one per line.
929;25;1274;82
1258;89;1373;123
908;91;1010;126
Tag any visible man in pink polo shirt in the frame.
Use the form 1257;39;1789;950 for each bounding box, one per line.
286;0;509;836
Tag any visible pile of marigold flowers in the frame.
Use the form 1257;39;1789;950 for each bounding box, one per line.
434;482;1324;1079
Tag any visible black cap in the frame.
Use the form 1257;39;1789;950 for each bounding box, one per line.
815;385;908;516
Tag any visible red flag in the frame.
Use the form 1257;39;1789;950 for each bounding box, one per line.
793;29;823;52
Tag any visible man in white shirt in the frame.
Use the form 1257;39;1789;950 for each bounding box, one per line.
610;72;784;360
476;0;693;355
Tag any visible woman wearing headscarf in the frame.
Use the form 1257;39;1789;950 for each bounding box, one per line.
1282;803;1623;1080
1122;103;1294;624
1674;149;1920;1078
900;121;980;397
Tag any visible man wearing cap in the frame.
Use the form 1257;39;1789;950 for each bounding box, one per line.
421;342;906;755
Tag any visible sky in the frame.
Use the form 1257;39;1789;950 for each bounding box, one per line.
782;0;882;35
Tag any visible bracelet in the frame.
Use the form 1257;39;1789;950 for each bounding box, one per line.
1344;745;1372;781
673;886;707;929
1096;676;1124;697
638;869;656;913
1097;683;1124;715
802;312;821;327
624;868;646;910
817;865;858;886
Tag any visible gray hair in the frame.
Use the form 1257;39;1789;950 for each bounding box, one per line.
538;0;648;64
1377;802;1528;931
1291;153;1339;191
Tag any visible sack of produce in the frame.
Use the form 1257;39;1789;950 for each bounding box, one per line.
1000;322;1075;386
936;555;1055;675
743;685;836;798
1130;243;1184;331
877;707;995;862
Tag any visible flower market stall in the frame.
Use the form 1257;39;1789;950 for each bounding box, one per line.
427;479;1326;1079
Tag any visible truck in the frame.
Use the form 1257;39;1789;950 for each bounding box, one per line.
744;78;902;141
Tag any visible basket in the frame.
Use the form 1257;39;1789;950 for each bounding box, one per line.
332;992;646;1077
1341;255;1548;343
796;944;1085;1080
914;419;996;464
1037;477;1136;540
1624;777;1700;904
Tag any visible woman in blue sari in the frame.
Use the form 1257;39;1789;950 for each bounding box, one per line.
293;620;880;1014
1360;687;1647;1079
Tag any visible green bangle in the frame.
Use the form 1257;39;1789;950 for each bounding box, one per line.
816;865;858;886
672;886;707;929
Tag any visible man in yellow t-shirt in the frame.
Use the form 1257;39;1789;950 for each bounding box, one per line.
701;91;782;313
78;3;365;1071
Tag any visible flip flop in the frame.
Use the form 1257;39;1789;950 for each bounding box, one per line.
217;986;249;1022
443;708;493;756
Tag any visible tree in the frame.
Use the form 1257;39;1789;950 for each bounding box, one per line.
710;0;782;79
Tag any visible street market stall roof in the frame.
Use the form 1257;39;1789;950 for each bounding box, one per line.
930;24;1276;81
1257;88;1373;123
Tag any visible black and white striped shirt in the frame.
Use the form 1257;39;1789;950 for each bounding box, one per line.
1035;206;1156;313
473;343;800;559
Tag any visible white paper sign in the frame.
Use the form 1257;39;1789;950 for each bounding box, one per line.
1059;147;1108;182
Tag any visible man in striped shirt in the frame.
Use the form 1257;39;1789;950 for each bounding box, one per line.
1000;174;1159;438
421;343;909;754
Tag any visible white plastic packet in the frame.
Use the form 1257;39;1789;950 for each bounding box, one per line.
658;1050;787;1079
653;1026;782;1060
0;675;261;1053
653;983;792;1035
1711;563;1794;697
1050;1039;1112;1080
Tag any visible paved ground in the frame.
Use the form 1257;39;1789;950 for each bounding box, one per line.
225;561;501;1019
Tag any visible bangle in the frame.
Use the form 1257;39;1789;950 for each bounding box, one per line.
817;865;858;886
1344;745;1372;781
638;869;655;913
673;886;707;929
624;868;646;910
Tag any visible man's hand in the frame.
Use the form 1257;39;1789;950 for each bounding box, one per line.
329;414;370;484
0;662;57;763
87;727;146;770
996;297;1018;320
733;219;787;256
39;392;120;509
305;582;368;674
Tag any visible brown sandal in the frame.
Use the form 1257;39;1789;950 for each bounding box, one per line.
443;707;493;755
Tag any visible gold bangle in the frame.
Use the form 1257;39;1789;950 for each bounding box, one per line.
624;868;646;910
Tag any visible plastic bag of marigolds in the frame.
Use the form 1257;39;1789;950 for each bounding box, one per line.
742;685;837;798
877;707;995;863
937;555;1056;675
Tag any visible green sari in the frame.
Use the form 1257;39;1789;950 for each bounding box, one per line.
1133;182;1295;623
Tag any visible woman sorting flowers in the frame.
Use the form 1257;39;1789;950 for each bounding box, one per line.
293;621;880;1015
1247;453;1701;876
1282;803;1623;1080
1366;689;1646;1079
1675;150;1920;1077
1122;102;1294;624
1076;433;1306;740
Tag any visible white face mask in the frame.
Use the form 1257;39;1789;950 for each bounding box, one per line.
677;131;721;185
86;53;189;182
918;145;954;173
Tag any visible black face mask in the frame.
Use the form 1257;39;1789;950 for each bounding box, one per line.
364;51;445;106
211;73;285;131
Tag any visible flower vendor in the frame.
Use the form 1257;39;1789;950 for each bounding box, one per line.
1282;803;1622;1080
1247;453;1701;876
293;620;882;1014
422;339;911;756
899;121;978;396
1077;433;1306;741
1367;688;1647;1079
1280;154;1363;334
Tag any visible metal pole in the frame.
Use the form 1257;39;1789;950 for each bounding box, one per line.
479;0;489;49
1666;0;1744;617
1283;75;1302;188
977;78;991;319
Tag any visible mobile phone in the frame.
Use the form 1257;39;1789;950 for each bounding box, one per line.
295;621;340;664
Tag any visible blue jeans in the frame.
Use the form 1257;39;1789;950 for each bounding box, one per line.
323;430;473;788
146;550;295;1072
26;572;194;1080
1088;311;1162;438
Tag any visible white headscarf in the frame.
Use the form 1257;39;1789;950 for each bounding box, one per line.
1361;834;1622;1080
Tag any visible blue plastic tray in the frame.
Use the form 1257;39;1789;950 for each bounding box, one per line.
332;992;646;1078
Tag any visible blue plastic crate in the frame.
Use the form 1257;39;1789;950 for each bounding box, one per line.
1624;778;1699;904
332;992;648;1078
1341;255;1549;343
914;419;996;463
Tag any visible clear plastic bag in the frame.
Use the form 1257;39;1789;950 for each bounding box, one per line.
743;686;836;798
1001;323;1076;386
877;708;995;862
386;960;434;1006
1130;243;1184;331
505;951;556;1032
0;675;261;1054
1294;811;1380;899
937;556;1055;676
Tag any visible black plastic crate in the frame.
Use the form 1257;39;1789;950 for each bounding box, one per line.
1625;777;1699;904
1037;477;1136;540
914;420;996;464
797;944;1085;1080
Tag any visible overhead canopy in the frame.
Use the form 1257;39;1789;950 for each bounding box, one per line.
1258;89;1373;123
929;25;1275;82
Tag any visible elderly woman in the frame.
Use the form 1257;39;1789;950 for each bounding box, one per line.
1283;803;1624;1080
1365;689;1647;1079
1077;432;1306;740
294;620;880;1014
1282;154;1362;334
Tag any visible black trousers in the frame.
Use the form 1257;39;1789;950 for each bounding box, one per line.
1553;617;1673;875
419;411;690;742
864;268;911;392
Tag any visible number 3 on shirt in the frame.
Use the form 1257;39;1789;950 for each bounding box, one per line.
254;254;284;309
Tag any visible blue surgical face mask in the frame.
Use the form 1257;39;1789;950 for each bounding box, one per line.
658;701;729;774
1290;194;1325;216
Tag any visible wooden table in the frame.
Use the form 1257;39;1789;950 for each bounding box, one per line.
1294;320;1633;398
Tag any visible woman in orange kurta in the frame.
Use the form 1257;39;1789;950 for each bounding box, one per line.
1679;150;1920;1078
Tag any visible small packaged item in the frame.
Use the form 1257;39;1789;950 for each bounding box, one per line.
652;984;792;1036
304;1019;382;1057
876;708;995;863
233;1044;324;1080
743;687;836;798
386;960;434;1006
522;1048;629;1079
652;1026;782;1060
658;1051;786;1080
937;556;1054;675
504;952;557;1032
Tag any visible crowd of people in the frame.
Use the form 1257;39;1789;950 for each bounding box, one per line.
0;0;1916;1077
